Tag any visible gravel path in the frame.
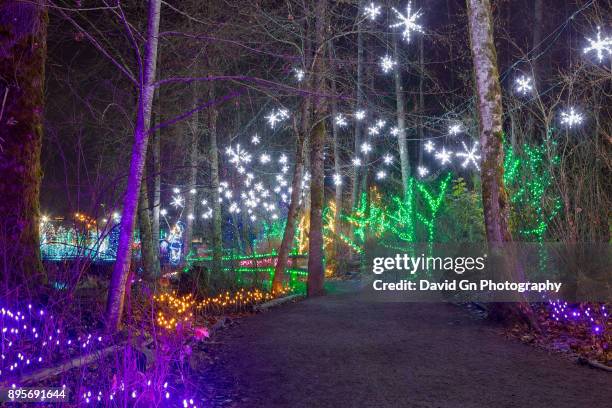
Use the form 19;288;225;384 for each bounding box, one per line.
198;282;611;408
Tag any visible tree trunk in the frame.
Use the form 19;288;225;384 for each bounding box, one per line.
137;169;159;279
151;101;161;255
350;0;365;212
466;0;538;330
106;0;161;331
394;33;410;195
0;1;47;287
208;85;223;274
183;82;200;258
306;0;328;297
272;106;308;293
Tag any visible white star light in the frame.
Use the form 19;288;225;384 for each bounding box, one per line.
170;195;184;208
361;142;372;154
376;170;387;180
455;141;481;170
448;123;463;136
364;2;381;21
390;2;423;43
355;110;366;120
352;157;362;166
226;144;252;165
260;153;271;164
368;126;380;136
333;174;342;185
417;166;429;178
390;127;400;136
380;55;396;73
279;154;288;164
434;147;452;165
583;27;612;62
424;140;435;153
294;68;305;81
560;107;584;128
251;134;260;145
383;154;393;164
335;114;348;127
515;75;532;94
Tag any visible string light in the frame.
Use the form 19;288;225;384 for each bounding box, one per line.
390;2;423;43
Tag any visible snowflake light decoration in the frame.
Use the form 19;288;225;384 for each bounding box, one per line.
560;107;584;128
515;75;532;94
226;144;252;165
251;134;260;145
333;174;342;185
383;154;393;164
390;2;423;43
455;141;481;170
448;123;463;136
583;27;612;62
260;153;271;164
361;142;373;154
355;110;366;120
376;170;387;180
364;2;381;21
390;126;400;136
335;114;348;127
434;147;452;165
417;166;429;178
294;68;305;81
279;154;288;164
424;140;435;153
170;195;184;208
352;157;362;166
380;55;397;73
368;126;380;136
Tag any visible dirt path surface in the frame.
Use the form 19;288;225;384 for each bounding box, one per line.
198;283;611;408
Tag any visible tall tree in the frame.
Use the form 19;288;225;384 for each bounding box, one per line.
0;1;47;286
393;33;410;196
272;96;309;292
106;0;161;331
137;169;159;278
350;0;365;213
306;0;328;297
466;0;537;328
207;84;223;274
